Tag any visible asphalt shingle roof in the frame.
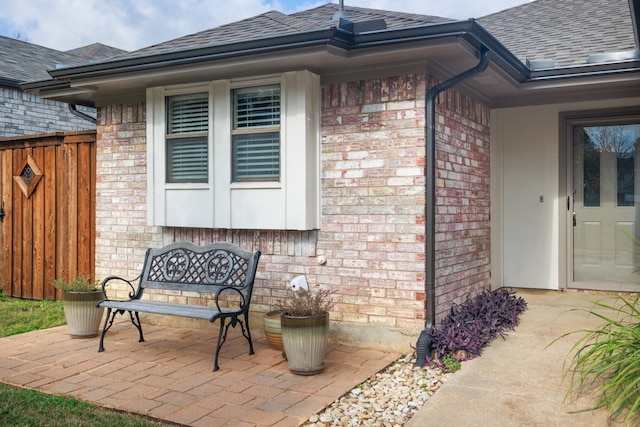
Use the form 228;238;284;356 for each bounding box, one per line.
478;0;637;67
1;36;87;83
117;1;636;69
0;36;126;84
119;3;451;59
65;43;127;61
4;0;636;87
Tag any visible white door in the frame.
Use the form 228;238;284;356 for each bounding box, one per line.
572;123;640;291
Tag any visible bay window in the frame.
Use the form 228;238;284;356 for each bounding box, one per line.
147;71;320;230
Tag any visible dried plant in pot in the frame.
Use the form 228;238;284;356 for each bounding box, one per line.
52;276;105;338
275;288;334;375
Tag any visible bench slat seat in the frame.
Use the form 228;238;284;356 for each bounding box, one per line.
96;241;261;371
98;300;236;320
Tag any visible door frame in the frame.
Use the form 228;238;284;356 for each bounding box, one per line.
560;107;640;291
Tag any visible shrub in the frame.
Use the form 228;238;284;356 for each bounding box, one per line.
557;293;640;423
429;288;527;362
51;276;100;292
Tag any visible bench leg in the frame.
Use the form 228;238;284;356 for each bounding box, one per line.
97;309;144;353
213;318;227;371
212;315;255;371
98;308;117;352
243;311;255;355
129;310;145;343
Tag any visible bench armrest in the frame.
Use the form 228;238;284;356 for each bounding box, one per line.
214;286;247;313
101;274;142;301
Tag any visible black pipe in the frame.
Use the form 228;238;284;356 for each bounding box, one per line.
415;47;490;367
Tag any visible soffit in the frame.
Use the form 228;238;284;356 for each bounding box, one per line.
49;47;637;109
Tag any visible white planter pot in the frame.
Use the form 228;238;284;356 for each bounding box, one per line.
63;291;105;338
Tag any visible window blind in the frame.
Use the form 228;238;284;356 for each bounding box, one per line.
167;93;208;133
166;137;208;182
166;93;209;183
232;133;279;181
232;85;280;181
233;85;280;129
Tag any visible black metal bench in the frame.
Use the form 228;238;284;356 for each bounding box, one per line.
96;241;261;371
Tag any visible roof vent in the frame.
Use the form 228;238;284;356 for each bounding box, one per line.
587;49;640;64
338;18;387;33
526;59;555;70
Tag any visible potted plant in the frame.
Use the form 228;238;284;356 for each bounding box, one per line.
263;309;285;352
52;276;105;338
276;288;334;375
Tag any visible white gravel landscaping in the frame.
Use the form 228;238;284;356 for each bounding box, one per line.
303;353;454;426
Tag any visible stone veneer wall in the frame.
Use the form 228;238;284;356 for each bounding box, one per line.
0;86;95;137
94;73;491;351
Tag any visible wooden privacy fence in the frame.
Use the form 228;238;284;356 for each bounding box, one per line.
0;131;96;300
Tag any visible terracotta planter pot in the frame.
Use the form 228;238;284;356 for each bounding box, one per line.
281;312;329;375
263;310;284;351
62;291;105;338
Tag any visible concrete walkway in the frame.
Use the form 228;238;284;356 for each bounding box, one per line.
0;318;398;426
408;289;617;426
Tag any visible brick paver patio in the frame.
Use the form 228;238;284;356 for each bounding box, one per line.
0;319;398;426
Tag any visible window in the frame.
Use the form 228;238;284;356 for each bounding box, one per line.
166;93;208;183
147;71;320;230
232;85;280;182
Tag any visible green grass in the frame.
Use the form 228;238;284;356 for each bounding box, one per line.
0;293;66;336
0;383;168;426
0;292;172;426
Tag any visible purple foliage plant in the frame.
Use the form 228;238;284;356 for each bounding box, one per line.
427;288;527;367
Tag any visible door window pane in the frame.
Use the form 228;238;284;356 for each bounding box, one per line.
614;126;637;206
575;127;601;207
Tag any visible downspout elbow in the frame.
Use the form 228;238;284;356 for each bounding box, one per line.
68;104;97;125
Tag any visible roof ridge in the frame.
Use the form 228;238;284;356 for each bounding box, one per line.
291;2;451;23
122;10;302;58
263;10;312;31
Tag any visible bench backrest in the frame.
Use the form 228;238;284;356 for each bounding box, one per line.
137;241;261;309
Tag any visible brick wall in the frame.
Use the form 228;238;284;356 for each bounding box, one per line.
0;87;95;137
95;103;162;299
93;73;491;350
320;75;427;333
432;77;492;321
